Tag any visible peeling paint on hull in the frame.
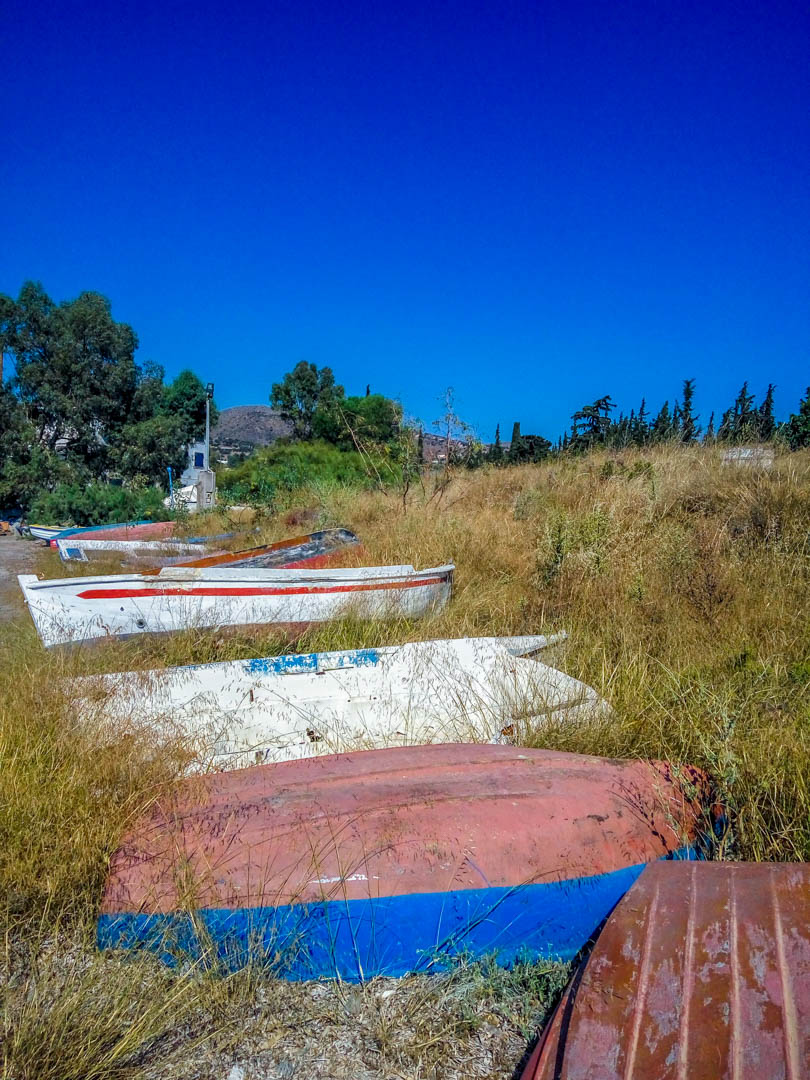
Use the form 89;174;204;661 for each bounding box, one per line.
77;635;602;770
18;563;453;647
521;861;810;1080
98;744;710;981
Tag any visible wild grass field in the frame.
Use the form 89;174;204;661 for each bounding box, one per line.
2;445;809;1078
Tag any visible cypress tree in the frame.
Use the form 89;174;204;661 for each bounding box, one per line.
757;384;776;441
785;387;810;450
634;398;649;445
680;378;699;442
652;401;672;443
489;423;504;463
720;382;756;442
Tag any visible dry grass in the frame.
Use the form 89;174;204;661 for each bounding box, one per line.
2;444;809;1077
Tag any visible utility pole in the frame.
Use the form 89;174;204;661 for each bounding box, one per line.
205;382;214;469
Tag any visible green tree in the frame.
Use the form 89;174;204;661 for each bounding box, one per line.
313;393;401;449
784;387;810;450
161;369;218;440
570;396;615;450
270;362;344;439
757;384;776;441
110;414;189;484
719;382;756;443
679;378;700;442
2;283;140;471
632;399;649;445
651;401;673;442
0;281;215;505
487;424;504;464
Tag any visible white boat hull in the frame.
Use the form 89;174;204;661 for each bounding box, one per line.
56;538;207;562
76;635;605;769
18;564;454;648
28;525;64;542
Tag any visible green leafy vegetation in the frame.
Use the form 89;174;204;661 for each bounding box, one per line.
0;282;213;515
216;439;399;505
29;482;171;527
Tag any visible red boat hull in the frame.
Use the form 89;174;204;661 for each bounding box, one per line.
522;860;810;1079
98;745;710;980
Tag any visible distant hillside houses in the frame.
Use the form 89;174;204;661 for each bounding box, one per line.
212;405;294;462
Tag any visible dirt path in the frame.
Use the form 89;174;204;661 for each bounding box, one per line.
0;534;40;622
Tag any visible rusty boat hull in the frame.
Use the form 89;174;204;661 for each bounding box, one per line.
521;860;810;1080
97;744;710;981
141;528;362;573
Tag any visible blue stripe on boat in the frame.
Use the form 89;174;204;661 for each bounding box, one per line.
243;648;382;676
97;846;697;981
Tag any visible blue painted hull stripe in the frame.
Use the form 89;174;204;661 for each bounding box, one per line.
244;647;382;676
98;847;697;981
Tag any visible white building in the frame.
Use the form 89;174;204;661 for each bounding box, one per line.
180;440;207;486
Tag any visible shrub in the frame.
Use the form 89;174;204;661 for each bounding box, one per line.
216;441;398;505
28;482;171;526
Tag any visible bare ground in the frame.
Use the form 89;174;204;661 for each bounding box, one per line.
0;534;39;622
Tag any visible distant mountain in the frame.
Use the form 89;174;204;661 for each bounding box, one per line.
212;405;294;449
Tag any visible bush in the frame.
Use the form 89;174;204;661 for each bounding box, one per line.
28;482;171;526
216;440;397;505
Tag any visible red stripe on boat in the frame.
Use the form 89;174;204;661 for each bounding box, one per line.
76;575;447;600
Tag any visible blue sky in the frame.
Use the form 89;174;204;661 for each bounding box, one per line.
3;0;808;439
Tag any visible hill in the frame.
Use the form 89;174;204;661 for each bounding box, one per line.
212;405;293;450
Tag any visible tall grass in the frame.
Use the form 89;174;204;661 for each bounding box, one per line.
2;444;809;1077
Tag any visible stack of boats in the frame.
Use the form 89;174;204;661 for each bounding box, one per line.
19;518;808;1074
19;526;456;647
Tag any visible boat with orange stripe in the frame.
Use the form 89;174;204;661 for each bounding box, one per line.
138;528;361;573
18;563;454;648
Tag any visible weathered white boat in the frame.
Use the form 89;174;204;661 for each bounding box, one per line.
56;538;208;562
27;524;67;542
18;564;454;648
77;634;607;770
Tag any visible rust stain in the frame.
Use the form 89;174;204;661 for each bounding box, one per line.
522;861;810;1080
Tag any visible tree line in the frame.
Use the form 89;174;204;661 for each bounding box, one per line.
2;281;808;515
0;282;216;512
485;378;810;465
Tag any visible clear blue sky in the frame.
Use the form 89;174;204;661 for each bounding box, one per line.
3;0;808;439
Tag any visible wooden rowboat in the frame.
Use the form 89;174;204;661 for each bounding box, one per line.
139;528;362;573
48;520;176;547
521;861;810;1079
97;744;710;980
78;634;605;769
56;538;210;562
18;563;454;648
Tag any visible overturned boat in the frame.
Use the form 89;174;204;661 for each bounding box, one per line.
97;743;711;981
77;634;605;769
521;860;810;1079
19;563;454;647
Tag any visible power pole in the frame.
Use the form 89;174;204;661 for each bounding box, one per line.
205;382;214;469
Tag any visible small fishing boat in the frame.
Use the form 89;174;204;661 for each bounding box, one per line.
48;520;176;547
140;528;361;573
80;634;607;769
27;524;73;542
56;538;210;562
97;744;710;980
19;563;454;647
521;860;810;1079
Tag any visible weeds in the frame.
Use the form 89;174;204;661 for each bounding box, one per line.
1;444;809;1077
